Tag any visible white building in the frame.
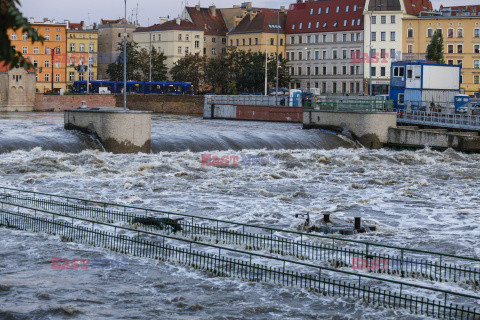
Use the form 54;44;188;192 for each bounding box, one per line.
363;0;432;95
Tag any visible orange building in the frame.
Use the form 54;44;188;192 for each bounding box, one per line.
8;19;68;93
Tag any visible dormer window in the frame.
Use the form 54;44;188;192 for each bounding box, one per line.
333;20;338;27
323;22;327;28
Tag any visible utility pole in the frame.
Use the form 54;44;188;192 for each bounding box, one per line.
149;33;152;82
265;34;268;96
123;0;127;110
275;10;279;104
87;35;90;93
51;48;54;93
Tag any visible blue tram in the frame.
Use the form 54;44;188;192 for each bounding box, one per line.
71;81;194;95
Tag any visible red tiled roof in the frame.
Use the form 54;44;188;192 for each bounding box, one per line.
285;0;364;34
135;19;202;32
69;21;84;30
229;11;287;35
439;4;480;16
0;61;35;73
186;7;228;36
404;0;433;15
101;18;125;25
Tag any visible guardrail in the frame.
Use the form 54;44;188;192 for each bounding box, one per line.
2;191;479;287
1;201;479;319
205;95;291;107
312;97;394;112
397;111;480;130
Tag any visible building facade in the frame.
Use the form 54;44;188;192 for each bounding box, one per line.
0;63;36;111
133;18;204;78
285;0;364;94
227;10;287;59
182;5;228;57
363;0;432;95
97;18;137;80
8;18;68;93
66;22;98;89
403;10;480;97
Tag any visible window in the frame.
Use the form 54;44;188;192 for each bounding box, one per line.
391;15;396;24
69;72;75;82
372;16;376;24
307;67;310;76
351;19;355;26
475;29;480;38
326;7;329;14
351;34;355;42
299;52;303;60
316;21;320;28
346;5;349;12
344;20;347;27
381;16;386;24
336;6;339;13
474;45;480;54
298;36;302;44
457;28;463;38
447;44;453;53
195;41;199;48
249;38;252;45
333;34;337;42
286;52;290;61
333;21;338;27
447;28;454;38
11;33;16;40
390;49;396;61
381;32;386;41
178;46;182;54
381;67;386;76
45;34;50;41
350;65;355;74
55;62;60;68
56;35;61;41
332;66;337;75
45;47;50;54
407;29;413;38
357;19;361;26
353;4;357;11
474;60;480;69
185;47;189;54
178;34;182;41
299;22;303;29
256;38;259;45
398;93;405;104
427;28;434;38
407;69;413;79
80;44;85;52
371;32;376;41
333;50;337;59
56;47;60;54
342;82;346;93
23;33;28;40
457;60;463;67
475;75;479;84
333;83;337;93
322;50;327;59
297;67;302;76
45;74;49;82
436;29;442;37
407;44;413;53
381;49;386;58
447;60;454;65
342;49;347;59
457;45;463;53
390;32;396;41
322;66;327;75
292;24;295;30
89;44;94;52
22;46;27;54
70;43;75;52
342;66;347;75
318;7;322;14
308;22;311;29
212;37;216;43
33;60;38;67
323;34;327;42
211;48;216;55
55;74;60;82
290;36;295;44
242;39;245;46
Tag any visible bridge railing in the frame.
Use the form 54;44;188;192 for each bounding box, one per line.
397;111;480;130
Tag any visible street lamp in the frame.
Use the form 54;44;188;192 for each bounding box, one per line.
51;46;60;93
123;0;127;110
366;4;382;97
305;46;311;90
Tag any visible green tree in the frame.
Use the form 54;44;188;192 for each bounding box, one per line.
138;47;168;82
426;30;445;64
0;0;44;69
170;54;206;91
267;54;291;89
106;41;142;81
204;54;229;93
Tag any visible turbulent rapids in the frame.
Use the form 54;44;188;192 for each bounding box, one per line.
1;112;479;319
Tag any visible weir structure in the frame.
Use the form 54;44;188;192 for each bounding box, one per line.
0;187;479;319
64;108;152;153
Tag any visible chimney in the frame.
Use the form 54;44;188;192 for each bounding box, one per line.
175;17;181;25
159;17;168;24
280;6;285;12
29;17;34;23
209;5;216;16
195;4;200;11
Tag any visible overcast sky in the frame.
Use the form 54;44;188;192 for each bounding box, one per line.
18;0;480;27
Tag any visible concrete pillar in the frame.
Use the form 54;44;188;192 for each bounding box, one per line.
64;109;151;153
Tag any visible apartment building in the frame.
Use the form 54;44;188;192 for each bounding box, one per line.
133;18;204;77
285;0;364;95
7;18;67;93
97;18;137;80
363;0;432;95
66;21;98;89
403;5;480;97
182;5;228;57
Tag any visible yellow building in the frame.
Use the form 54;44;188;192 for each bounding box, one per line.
227;11;286;59
403;12;480;97
66;22;98;90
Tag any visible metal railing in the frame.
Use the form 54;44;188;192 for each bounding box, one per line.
1;202;479;319
1;191;479;287
312;97;395;112
1;186;478;282
205;95;292;107
397;111;480;130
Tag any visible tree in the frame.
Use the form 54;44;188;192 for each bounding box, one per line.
426;30;445;64
138;47;168;82
170;54;206;91
0;0;44;69
106;41;142;81
267;54;291;89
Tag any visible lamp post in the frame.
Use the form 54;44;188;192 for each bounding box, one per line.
123;0;127;110
305;46;311;90
51;46;60;93
275;10;279;104
367;5;382;97
87;35;91;94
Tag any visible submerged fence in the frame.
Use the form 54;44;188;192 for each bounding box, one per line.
0;189;480;319
1;187;479;287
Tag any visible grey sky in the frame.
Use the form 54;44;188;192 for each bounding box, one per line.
18;0;480;27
